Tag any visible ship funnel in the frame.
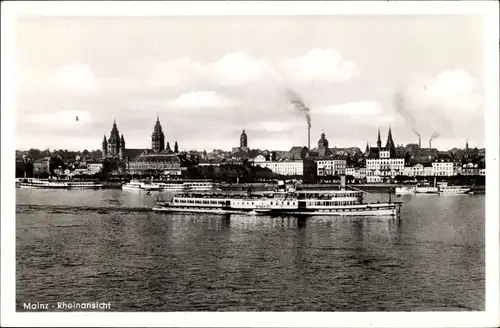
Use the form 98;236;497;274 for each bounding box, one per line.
340;175;346;190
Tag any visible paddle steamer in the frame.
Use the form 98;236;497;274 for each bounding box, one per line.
152;182;402;217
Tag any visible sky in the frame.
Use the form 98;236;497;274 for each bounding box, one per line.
15;15;485;152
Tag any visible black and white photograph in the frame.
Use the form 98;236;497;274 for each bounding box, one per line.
1;1;499;327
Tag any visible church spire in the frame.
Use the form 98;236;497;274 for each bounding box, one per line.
385;125;395;155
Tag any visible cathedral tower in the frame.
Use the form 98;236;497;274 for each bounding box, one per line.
102;135;108;159
107;119;121;158
119;134;125;160
151;116;165;153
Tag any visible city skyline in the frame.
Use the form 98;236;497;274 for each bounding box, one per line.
16;16;484;152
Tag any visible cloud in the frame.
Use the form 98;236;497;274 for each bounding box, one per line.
211;52;282;85
23;109;94;129
48;64;96;95
319;101;384;118
394;69;483;138
280;49;357;83
167;91;235;110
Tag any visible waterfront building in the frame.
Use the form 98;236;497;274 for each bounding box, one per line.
127;150;184;176
33;157;51;175
315;155;347;176
86;161;103;174
402;163;424;177
252;159;304;176
365;127;404;182
432;159;461;176
461;162;480;176
422;164;434;176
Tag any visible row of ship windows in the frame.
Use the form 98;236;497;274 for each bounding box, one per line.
175;199;225;204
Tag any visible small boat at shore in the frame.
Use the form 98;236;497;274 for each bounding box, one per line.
395;186;416;195
415;186;439;194
439;185;471;194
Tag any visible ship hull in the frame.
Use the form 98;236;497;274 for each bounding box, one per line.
19;184;69;189
152;203;400;217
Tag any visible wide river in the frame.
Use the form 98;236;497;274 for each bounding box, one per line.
16;188;484;311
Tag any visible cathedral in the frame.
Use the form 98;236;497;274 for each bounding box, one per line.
102;120;126;160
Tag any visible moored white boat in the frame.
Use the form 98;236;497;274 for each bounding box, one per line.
415;186;439;194
395;186;416;195
439;185;471;194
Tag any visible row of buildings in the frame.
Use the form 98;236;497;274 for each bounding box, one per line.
248;128;485;182
24;121;485;182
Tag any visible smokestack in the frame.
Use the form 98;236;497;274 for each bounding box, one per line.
308;126;311;149
429;140;432;149
419;136;421;148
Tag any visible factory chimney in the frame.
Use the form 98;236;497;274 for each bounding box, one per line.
429;140;432;149
419;136;421;148
308;126;311;149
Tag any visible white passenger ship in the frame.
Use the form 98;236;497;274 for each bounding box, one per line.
438;184;471;194
395;186;416;195
415;185;439;194
122;180;162;191
19;179;70;189
66;181;103;189
19;178;103;189
183;181;219;191
152;187;402;217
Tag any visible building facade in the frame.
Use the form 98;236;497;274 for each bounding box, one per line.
432;160;461;176
315;156;347;176
252;160;304;176
365;128;404;182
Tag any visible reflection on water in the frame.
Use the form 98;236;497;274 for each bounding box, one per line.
16;188;484;311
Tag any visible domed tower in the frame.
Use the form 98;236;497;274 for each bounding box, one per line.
318;131;329;149
102;134;108;158
240;129;248;148
119;134;125;160
151;115;165;153
107;119;121;157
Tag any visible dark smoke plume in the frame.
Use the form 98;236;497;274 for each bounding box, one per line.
430;131;440;141
286;89;311;128
394;91;419;135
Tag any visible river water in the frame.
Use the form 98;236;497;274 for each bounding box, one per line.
16;188;484;311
